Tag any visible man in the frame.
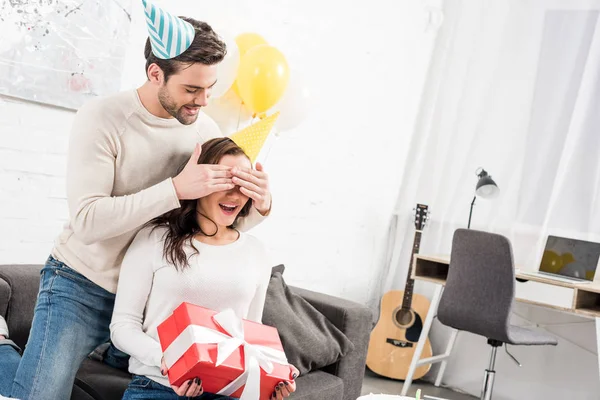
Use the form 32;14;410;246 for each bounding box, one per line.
0;6;271;399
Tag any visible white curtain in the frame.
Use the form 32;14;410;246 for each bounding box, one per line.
375;0;600;397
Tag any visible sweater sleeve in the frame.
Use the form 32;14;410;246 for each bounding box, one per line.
110;227;164;368
66;107;180;245
246;244;273;323
235;204;270;232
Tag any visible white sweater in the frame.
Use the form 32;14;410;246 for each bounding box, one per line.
110;226;272;387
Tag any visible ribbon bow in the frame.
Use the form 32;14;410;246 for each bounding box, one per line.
163;309;289;400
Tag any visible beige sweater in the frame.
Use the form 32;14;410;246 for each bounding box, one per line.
52;90;266;293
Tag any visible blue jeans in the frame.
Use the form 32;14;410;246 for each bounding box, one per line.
123;375;236;400
0;342;21;396
0;256;118;400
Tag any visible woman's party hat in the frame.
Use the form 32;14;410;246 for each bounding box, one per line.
230;113;280;163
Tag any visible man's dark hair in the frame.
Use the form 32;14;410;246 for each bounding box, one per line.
144;17;227;81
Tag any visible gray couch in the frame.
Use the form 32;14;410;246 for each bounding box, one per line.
0;264;374;400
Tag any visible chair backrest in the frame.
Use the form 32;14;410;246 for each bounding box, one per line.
437;229;515;342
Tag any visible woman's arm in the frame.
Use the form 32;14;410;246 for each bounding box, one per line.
109;227;163;367
246;246;273;323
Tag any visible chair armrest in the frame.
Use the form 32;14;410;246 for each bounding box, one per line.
0;264;44;349
290;286;375;400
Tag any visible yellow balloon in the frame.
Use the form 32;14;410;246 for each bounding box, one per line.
235;33;268;56
561;252;575;265
232;33;268;97
586;270;596;280
540;250;563;274
236;45;290;114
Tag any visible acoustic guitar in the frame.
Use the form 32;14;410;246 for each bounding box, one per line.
366;204;432;380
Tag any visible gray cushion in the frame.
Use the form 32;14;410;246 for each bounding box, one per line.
71;383;98;400
290;286;374;400
291;370;343;400
0;278;10;321
74;358;130;400
262;265;355;375
506;325;557;346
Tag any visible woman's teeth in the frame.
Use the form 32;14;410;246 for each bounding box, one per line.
219;204;238;212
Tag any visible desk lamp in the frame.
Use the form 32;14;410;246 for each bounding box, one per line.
468;168;499;229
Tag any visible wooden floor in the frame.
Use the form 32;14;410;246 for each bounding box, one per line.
361;369;476;400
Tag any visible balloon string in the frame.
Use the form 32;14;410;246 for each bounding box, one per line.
236;100;243;131
261;130;277;165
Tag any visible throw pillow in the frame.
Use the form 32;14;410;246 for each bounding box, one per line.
262;266;355;375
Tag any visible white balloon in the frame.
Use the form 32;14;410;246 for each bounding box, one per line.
272;71;312;131
211;29;240;98
203;89;252;136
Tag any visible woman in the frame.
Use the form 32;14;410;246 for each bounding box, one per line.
110;138;297;400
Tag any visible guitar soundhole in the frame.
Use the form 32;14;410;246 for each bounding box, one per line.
394;308;414;328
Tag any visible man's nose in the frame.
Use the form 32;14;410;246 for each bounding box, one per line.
196;90;210;107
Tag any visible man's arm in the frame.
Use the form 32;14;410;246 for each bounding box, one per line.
66;111;180;245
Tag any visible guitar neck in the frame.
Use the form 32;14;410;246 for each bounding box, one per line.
401;230;422;310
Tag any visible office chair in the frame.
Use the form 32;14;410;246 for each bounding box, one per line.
433;229;557;400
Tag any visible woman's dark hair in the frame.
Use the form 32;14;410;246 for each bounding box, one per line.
144;17;227;81
149;138;252;270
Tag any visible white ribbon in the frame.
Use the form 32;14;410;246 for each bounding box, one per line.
163;308;289;400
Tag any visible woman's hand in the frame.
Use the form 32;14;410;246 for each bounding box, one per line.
231;163;272;215
161;357;204;397
270;365;299;399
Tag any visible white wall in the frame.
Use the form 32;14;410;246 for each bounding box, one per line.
0;97;73;263
0;0;438;303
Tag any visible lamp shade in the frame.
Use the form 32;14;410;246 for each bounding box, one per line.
475;170;499;198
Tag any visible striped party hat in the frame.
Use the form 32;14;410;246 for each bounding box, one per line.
230;112;280;163
142;0;196;59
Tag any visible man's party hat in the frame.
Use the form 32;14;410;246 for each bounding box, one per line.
230;113;280;163
142;0;196;59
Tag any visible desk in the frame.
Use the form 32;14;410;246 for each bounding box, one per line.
401;254;600;396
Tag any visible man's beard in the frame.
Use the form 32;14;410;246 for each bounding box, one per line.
158;85;199;125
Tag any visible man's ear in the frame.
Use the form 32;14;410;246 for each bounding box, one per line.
147;63;164;85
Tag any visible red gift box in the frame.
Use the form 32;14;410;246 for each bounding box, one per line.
157;303;292;400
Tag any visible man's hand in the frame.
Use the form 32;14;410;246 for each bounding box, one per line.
232;162;272;215
173;144;235;200
0;335;5;340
